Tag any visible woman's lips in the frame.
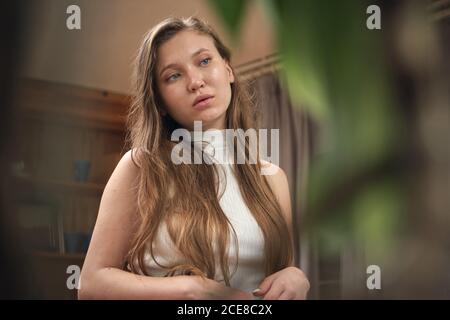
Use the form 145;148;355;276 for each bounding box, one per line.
193;96;214;110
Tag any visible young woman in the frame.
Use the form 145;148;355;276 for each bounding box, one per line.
78;16;310;300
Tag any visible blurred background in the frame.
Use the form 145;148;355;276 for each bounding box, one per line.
0;0;449;299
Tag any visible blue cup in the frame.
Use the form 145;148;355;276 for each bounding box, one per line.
74;160;91;182
64;232;83;253
64;232;92;253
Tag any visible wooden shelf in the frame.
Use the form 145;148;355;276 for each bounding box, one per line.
16;78;129;133
23;111;126;133
32;251;86;260
12;79;124;299
14;175;106;196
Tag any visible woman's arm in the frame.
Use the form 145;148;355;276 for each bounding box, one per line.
78;150;194;299
254;162;310;299
262;162;296;266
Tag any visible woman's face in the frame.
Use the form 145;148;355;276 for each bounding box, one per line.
155;29;235;131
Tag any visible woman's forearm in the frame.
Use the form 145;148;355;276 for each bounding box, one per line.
78;267;195;300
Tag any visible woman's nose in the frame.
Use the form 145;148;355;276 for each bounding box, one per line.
187;72;205;92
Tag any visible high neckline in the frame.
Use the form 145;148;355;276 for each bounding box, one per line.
187;129;227;149
185;129;229;163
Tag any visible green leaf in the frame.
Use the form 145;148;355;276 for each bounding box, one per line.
208;0;248;43
351;180;405;261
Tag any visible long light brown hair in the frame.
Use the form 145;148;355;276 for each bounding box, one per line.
125;16;293;285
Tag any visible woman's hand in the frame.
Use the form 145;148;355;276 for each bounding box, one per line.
252;267;310;300
187;276;255;300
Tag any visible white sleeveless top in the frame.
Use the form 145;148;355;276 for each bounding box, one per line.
141;129;266;294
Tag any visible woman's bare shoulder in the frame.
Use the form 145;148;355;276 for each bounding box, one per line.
103;149;144;195
125;148;146;169
260;160;292;224
260;160;289;200
260;159;283;178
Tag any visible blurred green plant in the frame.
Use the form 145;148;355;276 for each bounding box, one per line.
209;0;406;262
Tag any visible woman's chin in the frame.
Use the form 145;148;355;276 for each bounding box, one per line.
192;109;227;128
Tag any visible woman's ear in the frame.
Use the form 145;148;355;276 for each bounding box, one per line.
225;61;235;84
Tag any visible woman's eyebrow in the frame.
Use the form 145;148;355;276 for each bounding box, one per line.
159;48;211;77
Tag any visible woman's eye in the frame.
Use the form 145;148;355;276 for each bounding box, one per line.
200;58;211;66
167;73;180;81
